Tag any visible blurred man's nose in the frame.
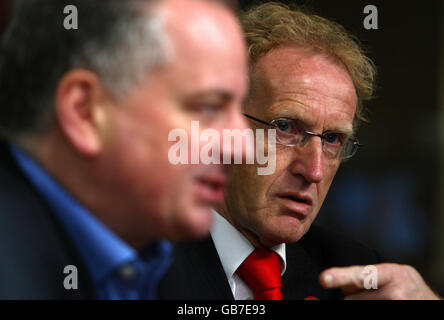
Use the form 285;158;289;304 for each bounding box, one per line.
290;138;324;184
220;108;254;164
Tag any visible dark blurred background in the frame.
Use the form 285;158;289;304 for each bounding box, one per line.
241;0;444;294
0;0;11;37
1;0;443;294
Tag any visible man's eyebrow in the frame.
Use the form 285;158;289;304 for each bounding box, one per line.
274;112;354;136
185;89;233;102
271;110;313;126
325;126;354;136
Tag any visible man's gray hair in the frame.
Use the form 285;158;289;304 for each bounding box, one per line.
0;0;168;140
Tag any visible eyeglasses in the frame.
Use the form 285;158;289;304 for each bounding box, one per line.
243;113;361;160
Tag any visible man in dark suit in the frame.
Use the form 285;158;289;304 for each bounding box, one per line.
157;2;380;300
158;224;380;300
0;0;249;299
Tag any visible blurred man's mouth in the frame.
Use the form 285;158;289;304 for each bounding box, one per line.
193;169;227;205
277;192;313;217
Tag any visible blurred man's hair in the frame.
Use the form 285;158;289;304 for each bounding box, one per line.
0;0;235;141
240;2;376;129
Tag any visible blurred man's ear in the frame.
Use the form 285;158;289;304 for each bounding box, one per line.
55;70;109;157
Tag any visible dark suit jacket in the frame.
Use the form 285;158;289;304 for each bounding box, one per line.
0;142;96;299
157;224;380;300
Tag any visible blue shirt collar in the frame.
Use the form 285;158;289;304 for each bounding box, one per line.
10;144;171;287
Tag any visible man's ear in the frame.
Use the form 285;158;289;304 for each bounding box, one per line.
55;70;110;157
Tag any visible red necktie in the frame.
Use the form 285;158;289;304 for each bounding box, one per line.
236;249;283;300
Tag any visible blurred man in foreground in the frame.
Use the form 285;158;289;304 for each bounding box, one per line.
160;2;440;300
0;0;248;299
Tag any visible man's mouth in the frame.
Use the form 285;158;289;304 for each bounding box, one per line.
193;170;227;205
277;192;313;217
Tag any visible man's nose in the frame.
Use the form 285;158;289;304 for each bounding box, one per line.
290;138;324;184
219;109;254;164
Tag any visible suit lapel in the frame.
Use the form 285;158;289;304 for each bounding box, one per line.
0;142;96;299
282;240;344;300
188;236;234;300
282;242;318;299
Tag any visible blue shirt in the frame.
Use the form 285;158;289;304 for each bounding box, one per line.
10;145;172;300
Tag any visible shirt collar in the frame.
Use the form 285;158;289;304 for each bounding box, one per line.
10;144;171;285
210;210;286;282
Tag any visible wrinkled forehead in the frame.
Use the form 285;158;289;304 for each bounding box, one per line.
247;45;357;121
252;46;355;97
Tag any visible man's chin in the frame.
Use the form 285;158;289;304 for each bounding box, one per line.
260;223;310;246
167;206;214;242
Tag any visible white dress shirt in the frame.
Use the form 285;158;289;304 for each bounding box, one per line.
210;210;287;300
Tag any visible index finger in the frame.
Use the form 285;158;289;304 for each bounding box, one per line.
319;264;393;294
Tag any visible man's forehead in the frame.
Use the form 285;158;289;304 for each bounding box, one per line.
161;0;240;54
252;45;355;94
247;46;357;135
251;46;355;103
155;0;247;96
